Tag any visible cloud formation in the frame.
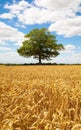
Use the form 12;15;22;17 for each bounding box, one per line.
34;0;81;10
0;22;24;46
0;46;12;51
0;52;37;64
0;0;81;36
61;44;76;54
48;16;81;37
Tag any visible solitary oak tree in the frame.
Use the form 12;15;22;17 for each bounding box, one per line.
17;28;64;64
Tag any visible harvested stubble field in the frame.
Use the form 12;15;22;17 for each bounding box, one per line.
0;65;81;130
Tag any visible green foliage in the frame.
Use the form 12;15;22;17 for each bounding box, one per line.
17;28;64;64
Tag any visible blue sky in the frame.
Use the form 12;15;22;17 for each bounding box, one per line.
0;0;81;64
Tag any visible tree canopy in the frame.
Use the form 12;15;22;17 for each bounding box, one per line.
17;28;64;64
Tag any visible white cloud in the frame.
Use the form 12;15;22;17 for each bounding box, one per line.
18;7;52;24
0;46;12;51
1;1;53;24
0;0;31;19
0;13;15;19
34;0;81;10
34;0;81;37
53;53;81;64
0;52;37;64
4;0;31;11
0;40;6;45
71;53;81;63
49;16;81;37
0;0;81;36
61;44;76;54
0;22;24;46
65;44;76;50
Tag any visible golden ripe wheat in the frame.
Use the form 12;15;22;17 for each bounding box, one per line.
0;65;81;130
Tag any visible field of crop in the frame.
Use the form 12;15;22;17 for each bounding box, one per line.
0;65;81;130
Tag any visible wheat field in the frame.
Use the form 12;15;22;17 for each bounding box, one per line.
0;65;81;130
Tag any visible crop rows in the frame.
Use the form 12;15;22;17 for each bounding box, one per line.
0;65;81;130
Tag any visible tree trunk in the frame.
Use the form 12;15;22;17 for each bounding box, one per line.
39;53;42;64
